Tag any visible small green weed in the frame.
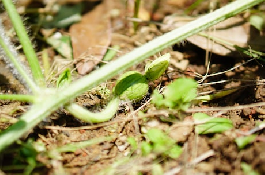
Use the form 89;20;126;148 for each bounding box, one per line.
193;113;233;134
143;128;182;159
128;128;182;159
235;134;257;149
114;53;170;101
241;162;260;175
152;78;198;110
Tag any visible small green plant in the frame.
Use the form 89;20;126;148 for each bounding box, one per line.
241;162;260;175
235;134;257;149
142;128;182;159
250;14;265;31
0;0;263;152
152;78;198;110
193;113;233;134
65;53;169;123
114;53;170;100
128;128;182;159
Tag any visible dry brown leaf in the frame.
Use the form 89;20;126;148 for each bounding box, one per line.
167;0;196;8
69;0;111;75
162;16;265;56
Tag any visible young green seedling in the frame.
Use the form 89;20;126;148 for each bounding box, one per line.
193;113;233;134
235;134;257;149
114;71;149;100
114;53;170;100
144;53;170;81
71;53;170;123
152;78;198;110
141;128;182;159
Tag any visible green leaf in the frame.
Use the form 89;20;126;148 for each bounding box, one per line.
127;137;138;151
235;135;257;149
152;164;163;175
194;113;233;134
144;53;170;81
56;68;71;88
151;90;165;107
42;3;82;28
141;141;152;156
234;45;264;60
145;129;182;158
241;162;260;175
114;71;148;100
47;33;73;59
51;137;113;153
250;15;265;31
102;45;120;62
151;78;197;110
164;78;197;103
146;128;170;143
166;145;182;159
146;128;175;152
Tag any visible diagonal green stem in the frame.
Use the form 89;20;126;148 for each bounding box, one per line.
2;0;45;88
0;0;263;152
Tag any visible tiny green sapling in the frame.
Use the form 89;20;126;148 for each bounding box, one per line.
67;53;170;123
114;53;170;100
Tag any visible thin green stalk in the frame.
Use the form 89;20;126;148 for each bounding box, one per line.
0;94;35;103
2;0;45;88
0;23;38;93
133;0;141;32
0;0;263;152
185;0;205;14
42;49;50;78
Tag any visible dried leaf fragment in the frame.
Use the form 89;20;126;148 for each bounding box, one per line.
70;0;111;75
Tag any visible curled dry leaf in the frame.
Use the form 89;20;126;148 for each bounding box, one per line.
70;0;111;75
162;16;265;56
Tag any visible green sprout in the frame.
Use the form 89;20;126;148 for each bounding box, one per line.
141;128;182;159
193;113;233;134
235;135;257;149
114;53;170;101
127;128;182;159
241;162;260;175
250;14;265;31
152;78;198;111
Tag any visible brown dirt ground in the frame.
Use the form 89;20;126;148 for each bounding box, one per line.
1;0;265;175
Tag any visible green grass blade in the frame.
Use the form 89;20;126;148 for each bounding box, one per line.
2;0;45;87
0;94;35;102
0;22;38;93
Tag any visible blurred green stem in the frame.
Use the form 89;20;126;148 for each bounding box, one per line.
133;0;141;32
2;0;45;88
0;94;35;103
